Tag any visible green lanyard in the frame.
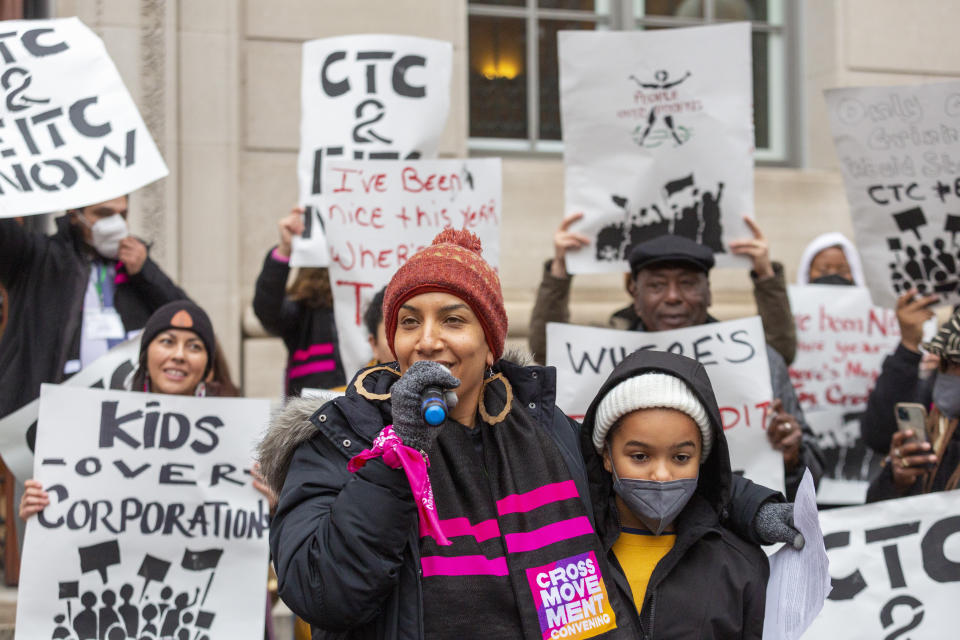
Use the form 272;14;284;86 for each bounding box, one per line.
93;263;107;309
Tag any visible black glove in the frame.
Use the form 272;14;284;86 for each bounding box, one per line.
391;361;460;454
753;501;804;550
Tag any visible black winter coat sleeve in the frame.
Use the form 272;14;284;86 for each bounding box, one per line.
0;218;42;287
253;248;295;339
727;474;783;545
125;255;188;309
862;344;921;455
269;428;417;631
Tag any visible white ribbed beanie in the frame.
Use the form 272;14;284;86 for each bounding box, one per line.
591;372;713;459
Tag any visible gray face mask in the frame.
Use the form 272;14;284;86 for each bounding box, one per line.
933;373;960;419
610;464;698;536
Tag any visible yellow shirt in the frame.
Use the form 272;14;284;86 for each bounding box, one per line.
611;528;677;609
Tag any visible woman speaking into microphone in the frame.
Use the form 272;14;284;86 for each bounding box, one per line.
261;229;796;639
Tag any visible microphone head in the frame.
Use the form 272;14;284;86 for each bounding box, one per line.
423;403;447;426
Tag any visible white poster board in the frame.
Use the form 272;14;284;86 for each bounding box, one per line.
558;23;753;274
16;385;271;640
322;158;501;378
825;81;960;308
788;285;901;413
0;337;140;482
294;34;453;266
546;317;784;492
800;490;960;639
0;18;168;217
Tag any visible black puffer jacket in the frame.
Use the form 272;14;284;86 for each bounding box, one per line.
261;359;780;639
581;350;769;639
0;216;186;418
252;249;346;395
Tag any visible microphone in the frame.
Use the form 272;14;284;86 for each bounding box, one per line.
421;385;456;426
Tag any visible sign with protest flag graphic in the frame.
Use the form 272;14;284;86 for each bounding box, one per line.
558;22;753;274
825;81;960;308
321;158;501;378
800;491;960;639
15;385;270;640
546;317;784;492
293;34;452;267
0;18;168;217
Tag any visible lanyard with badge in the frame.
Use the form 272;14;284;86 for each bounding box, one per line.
84;262;126;340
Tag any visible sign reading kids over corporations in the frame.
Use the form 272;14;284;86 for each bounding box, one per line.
16;385;271;640
294;34;453;267
546;317;784;492
0;18;168;217
322;158;501;377
558;23;753;274
527;551;617;640
825;81;960;308
800;491;960;640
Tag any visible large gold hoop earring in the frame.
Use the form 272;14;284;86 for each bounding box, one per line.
354;365;400;401
478;372;513;425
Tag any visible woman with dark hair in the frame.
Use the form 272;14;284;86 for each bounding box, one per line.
259;229;799;639
253;208;346;395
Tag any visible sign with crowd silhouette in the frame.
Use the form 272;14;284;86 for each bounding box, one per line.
826;81;960;308
15;385;270;640
0;18;168;218
558;23;753;274
800;491;960;639
293;34;453;267
321;158;501;377
545;317;784;492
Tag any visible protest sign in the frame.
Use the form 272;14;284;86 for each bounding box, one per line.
788;284;901;412
0;337;140;482
16;385;270;640
825;81;960;308
558;23;753;274
0;18;168;217
804;410;881;505
322;158;501;378
546;317;784;491
294;34;452;267
800;490;960;639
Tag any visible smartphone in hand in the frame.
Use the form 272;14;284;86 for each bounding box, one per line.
895;403;928;443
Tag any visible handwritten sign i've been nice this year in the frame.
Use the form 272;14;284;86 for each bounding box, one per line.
320;158;501;377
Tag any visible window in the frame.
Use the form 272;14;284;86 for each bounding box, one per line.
467;0;800;165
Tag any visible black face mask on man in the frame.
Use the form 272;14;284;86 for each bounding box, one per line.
810;274;854;286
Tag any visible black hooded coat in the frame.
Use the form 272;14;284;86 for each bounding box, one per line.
581;350;769;639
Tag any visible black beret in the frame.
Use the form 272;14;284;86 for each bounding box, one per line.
627;235;715;275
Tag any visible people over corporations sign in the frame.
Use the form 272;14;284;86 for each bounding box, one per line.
0;18;168;218
545;317;784;493
0;337;141;483
800;490;960;640
825;81;960;309
16;385;271;640
558;23;753;274
322;158;501;377
293;34;453;267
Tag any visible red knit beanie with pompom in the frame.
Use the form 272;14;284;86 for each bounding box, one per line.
383;228;507;361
